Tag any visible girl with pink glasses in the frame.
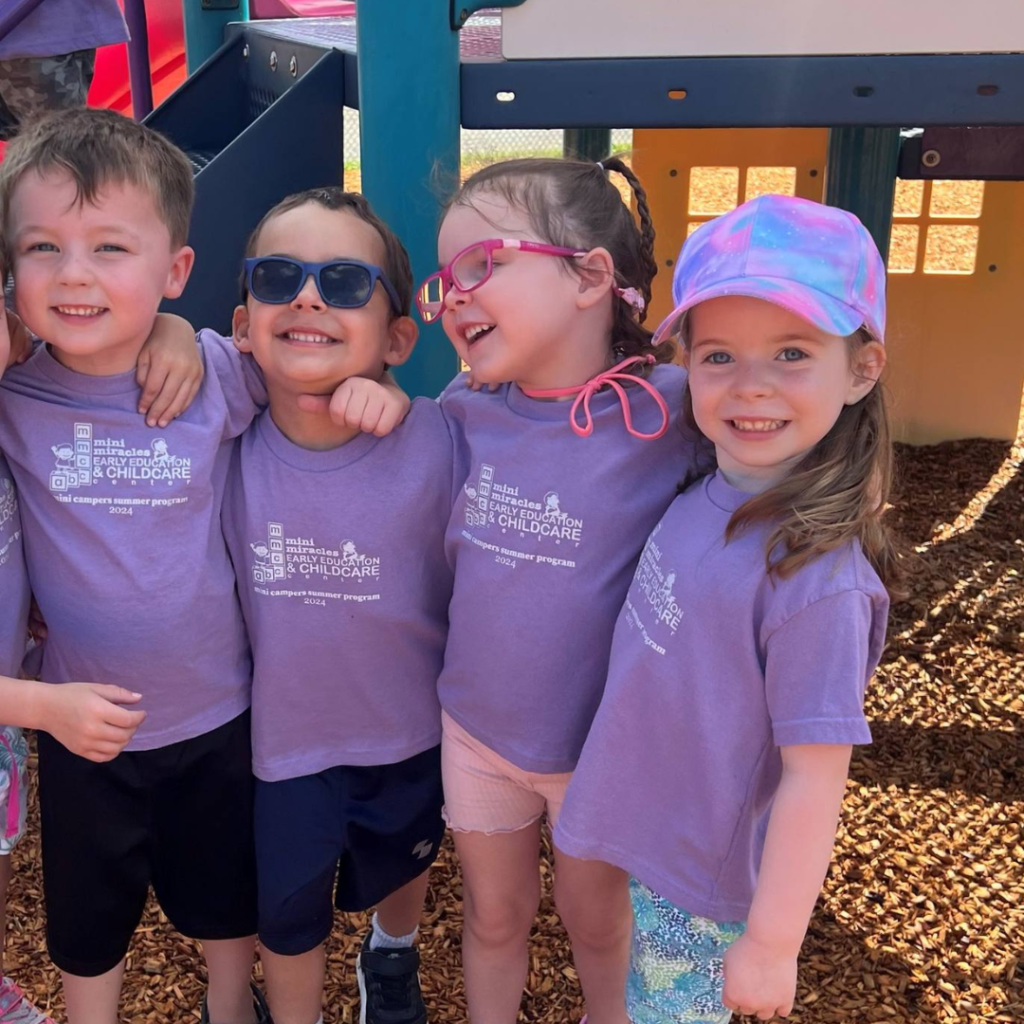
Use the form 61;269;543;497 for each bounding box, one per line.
419;157;699;1024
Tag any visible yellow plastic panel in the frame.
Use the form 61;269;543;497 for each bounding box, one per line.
634;128;1024;443
886;182;1022;442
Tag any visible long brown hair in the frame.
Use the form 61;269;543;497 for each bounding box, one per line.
448;156;674;370
680;325;902;595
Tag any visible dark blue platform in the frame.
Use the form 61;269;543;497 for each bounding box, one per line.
234;16;1022;129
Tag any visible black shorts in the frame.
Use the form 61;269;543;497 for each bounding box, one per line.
37;711;258;977
255;745;445;956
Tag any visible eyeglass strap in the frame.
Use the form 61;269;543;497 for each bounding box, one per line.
520;355;669;440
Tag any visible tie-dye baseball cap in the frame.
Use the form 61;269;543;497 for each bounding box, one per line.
653;194;887;345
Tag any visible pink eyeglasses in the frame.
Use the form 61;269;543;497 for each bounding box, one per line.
415;238;584;323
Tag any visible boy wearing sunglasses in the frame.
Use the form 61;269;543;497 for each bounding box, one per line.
0;111;406;1024
224;188;454;1024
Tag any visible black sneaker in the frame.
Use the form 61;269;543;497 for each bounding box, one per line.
200;981;273;1024
356;933;427;1024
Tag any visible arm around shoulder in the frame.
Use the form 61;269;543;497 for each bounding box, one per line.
136;313;203;427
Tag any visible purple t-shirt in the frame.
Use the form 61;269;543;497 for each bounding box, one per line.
0;456;29;680
223;400;455;782
439;363;693;774
555;472;889;922
0;331;265;750
0;0;128;60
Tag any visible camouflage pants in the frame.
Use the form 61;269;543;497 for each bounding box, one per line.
0;48;96;141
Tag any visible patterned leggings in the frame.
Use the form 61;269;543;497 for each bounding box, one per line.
626;878;746;1024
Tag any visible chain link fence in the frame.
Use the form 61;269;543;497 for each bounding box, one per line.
342;108;632;191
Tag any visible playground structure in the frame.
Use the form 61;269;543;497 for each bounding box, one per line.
4;0;1019;443
66;0;1018;447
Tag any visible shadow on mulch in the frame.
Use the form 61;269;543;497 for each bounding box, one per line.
854;720;1024;801
890;439;1014;548
798;915;939;1024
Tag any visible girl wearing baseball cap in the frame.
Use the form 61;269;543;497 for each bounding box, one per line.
556;194;899;1023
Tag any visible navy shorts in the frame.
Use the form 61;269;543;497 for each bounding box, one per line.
255;745;445;956
38;711;258;977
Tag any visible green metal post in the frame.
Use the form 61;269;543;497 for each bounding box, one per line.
824;127;902;263
183;0;249;74
564;129;612;162
358;1;461;397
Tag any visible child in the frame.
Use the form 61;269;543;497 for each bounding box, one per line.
419;157;696;1024
222;187;453;1024
554;195;895;1023
0;278;207;1024
0;109;401;1024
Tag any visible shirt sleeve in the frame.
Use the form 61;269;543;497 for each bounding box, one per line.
764;590;883;747
197;330;267;441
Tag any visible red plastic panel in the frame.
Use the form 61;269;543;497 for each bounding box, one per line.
88;0;186;116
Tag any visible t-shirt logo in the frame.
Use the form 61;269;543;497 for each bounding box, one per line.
462;463;584;544
0;476;20;570
632;526;683;635
251;522;286;583
48;422;191;493
250;522;382;593
0;477;16;531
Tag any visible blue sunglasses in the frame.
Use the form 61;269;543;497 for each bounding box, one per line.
243;256;402;313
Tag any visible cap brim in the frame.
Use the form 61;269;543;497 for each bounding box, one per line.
652;277;871;345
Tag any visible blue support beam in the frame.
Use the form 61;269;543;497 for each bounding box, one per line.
825;127;901;263
357;1;460;397
564;128;612;161
183;0;249;74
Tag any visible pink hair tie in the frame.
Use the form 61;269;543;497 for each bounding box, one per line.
521;355;669;440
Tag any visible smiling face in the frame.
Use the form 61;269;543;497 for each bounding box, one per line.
683;295;885;492
234;203;414;395
7;169;193;375
436;192;614;389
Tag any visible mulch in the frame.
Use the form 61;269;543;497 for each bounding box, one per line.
5;422;1021;1024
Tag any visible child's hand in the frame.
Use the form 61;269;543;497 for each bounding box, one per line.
722;932;797;1019
298;374;411;437
42;683;147;762
136;313;203;428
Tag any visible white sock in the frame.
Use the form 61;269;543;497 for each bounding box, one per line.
370;911;419;950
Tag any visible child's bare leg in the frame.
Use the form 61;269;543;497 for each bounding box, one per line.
262;945;325;1024
202;935;258;1024
62;963;124;1024
374;868;431;941
455;822;541;1024
553;851;631;1024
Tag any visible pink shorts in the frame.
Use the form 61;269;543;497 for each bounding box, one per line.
441;711;573;835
